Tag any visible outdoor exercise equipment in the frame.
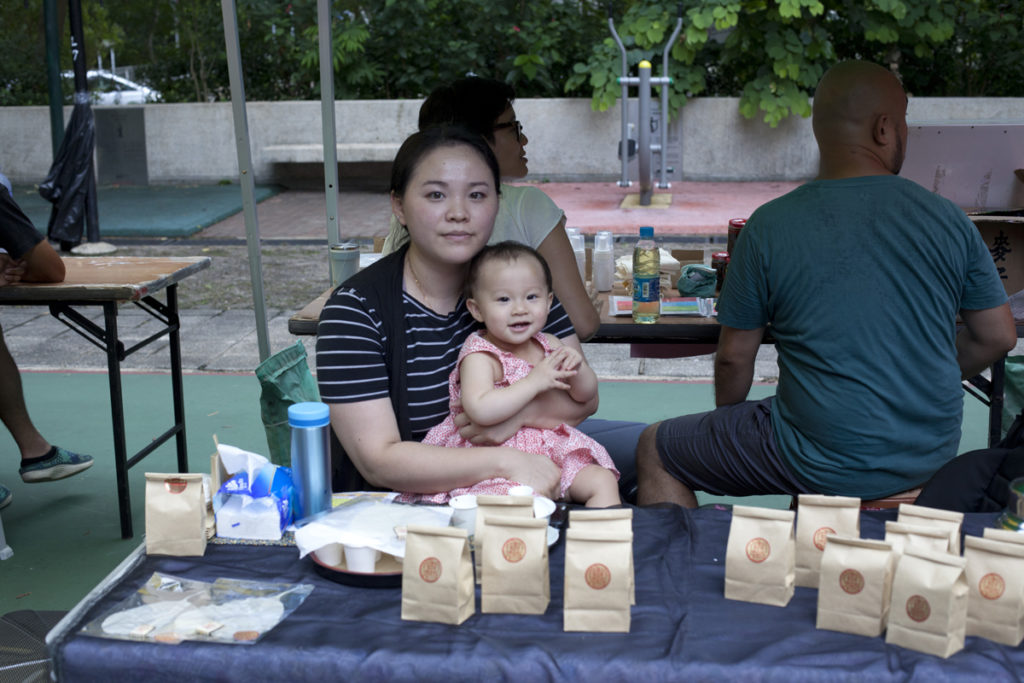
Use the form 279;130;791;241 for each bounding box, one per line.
608;3;683;205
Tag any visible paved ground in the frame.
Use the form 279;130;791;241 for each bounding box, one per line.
9;181;1017;380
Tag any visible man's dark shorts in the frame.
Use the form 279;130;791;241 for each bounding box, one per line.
655;397;813;497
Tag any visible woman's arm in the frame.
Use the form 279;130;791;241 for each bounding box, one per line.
329;398;561;498
538;218;600;341
459;350;576;427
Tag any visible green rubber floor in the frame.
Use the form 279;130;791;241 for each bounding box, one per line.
0;373;992;614
11;183;280;238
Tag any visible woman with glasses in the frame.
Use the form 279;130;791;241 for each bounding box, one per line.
382;77;600;341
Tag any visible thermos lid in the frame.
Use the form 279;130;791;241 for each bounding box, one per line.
639;226;654;238
288;401;330;427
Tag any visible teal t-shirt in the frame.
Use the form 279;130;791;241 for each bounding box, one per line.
717;175;1007;498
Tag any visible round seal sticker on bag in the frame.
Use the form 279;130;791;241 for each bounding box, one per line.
813;526;835;551
979;572;1005;600
745;537;771;563
419;557;442;583
585;563;611;590
502;537;527;563
906;595;931;622
164;478;188;494
839;568;864;595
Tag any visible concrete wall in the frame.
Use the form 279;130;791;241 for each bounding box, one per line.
2;97;1021;186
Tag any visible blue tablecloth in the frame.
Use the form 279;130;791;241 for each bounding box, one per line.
52;507;1023;681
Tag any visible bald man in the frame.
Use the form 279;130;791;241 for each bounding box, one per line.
637;61;1016;507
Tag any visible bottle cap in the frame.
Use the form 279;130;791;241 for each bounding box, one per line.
594;231;613;251
728;218;746;229
568;233;585;251
288;402;330;428
639;226;654;238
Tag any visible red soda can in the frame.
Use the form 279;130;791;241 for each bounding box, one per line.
727;217;746;256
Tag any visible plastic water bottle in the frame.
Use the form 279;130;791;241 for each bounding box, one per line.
593;230;615;292
632;226;660;323
289;402;332;521
568;231;586;285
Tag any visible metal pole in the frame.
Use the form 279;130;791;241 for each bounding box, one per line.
608;7;630;188
318;0;341;252
637;61;652;206
659;5;684;188
43;0;64;156
220;0;271;362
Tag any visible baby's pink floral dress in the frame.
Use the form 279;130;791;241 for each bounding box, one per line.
397;332;618;504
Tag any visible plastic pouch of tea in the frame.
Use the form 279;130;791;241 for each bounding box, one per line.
724;505;795;607
473;495;534;584
884;520;951;565
145;473;207;557
794;494;860;588
886;546;968;658
816;535;894;637
401;524;474;626
963;534;1024;646
563;527;632;632
897;503;964;554
480;514;549;615
569;508;635;604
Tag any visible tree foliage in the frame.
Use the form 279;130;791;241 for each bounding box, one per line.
1;0;1021;126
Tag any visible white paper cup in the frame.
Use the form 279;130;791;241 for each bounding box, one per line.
508;485;534;497
315;542;344;567
533;496;556;523
344;544;380;573
449;494;478;533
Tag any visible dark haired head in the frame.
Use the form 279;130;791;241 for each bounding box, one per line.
465;241;552;299
418;77;516;143
389;125;501;201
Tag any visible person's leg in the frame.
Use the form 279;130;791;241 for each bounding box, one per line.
638;398;811;507
576;418;645;501
0;326;51;460
568;465;621;508
637;421;698;507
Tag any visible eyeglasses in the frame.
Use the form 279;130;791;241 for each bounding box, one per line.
493;119;524;143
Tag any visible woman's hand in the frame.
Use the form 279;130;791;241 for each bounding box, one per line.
498;449;561;500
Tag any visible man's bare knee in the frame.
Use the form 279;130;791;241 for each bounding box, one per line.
636;422;662;473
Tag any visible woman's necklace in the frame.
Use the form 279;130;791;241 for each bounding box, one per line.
406;257;451;313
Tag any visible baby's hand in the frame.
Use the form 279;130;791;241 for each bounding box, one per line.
553;345;583;372
528;349;577;391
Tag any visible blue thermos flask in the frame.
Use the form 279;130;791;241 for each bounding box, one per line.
288;402;332;521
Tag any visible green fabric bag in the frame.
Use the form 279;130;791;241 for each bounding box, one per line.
1003;355;1024;439
255;341;320;466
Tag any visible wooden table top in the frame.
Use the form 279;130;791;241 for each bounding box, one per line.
0;256;211;303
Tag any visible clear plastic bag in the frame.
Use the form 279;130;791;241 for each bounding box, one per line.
79;572;313;645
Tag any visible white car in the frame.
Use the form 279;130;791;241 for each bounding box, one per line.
62;69;160;105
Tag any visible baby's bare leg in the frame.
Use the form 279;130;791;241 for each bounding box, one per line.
569;465;621;507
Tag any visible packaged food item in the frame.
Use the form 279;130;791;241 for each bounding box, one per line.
401;524;474;625
145;473;207;556
473;495;534;584
563;528;632;632
886;547;968;658
480;515;550;615
724;505;795;607
883;520;950;564
569;508;635;603
963;534;1024;646
897;503;963;554
794;494;860;587
816;535;894;637
983;527;1024;545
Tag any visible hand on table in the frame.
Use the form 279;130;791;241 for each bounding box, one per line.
0;254;26;287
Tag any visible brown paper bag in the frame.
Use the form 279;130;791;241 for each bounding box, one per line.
569;508;635;604
983;527;1024;545
795;494;860;588
963;534;1024;646
724;505;795;607
816;535;894;637
473;495;534;584
145;473;207;556
401;524;474;625
886;547;968;658
481;515;550;614
897;503;964;554
883;520;951;564
563;527;632;632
